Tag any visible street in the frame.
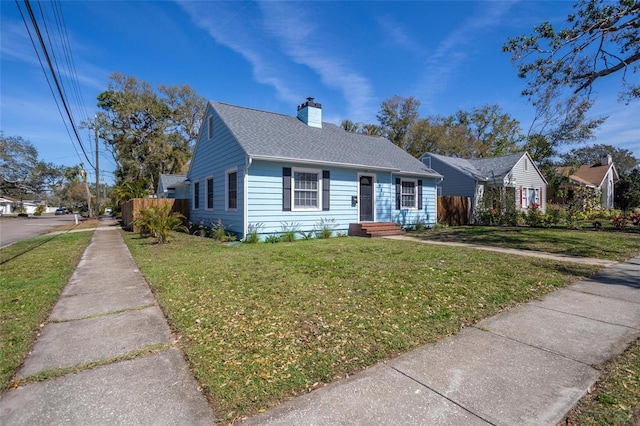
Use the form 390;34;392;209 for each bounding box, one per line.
0;215;79;248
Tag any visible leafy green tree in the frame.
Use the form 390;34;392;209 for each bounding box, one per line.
0;133;63;197
94;73;206;192
455;104;525;157
560;144;639;174
504;0;640;102
615;169;640;211
405;105;524;158
406;115;473;158
377;95;421;150
56;165;89;211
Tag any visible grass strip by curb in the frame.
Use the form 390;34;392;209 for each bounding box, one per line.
0;231;93;393
565;337;640;425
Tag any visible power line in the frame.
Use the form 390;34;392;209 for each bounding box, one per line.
17;0;95;170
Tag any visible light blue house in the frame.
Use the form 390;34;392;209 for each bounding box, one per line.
420;151;547;221
185;98;442;240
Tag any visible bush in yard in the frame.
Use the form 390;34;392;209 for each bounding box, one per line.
611;215;628;230
314;218;336;239
244;222;263;243
133;205;187;243
545;204;566;225
524;203;545;227
210;220;237;242
34;205;45;216
279;222;300;242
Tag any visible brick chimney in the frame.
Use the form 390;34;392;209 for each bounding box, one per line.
297;97;322;128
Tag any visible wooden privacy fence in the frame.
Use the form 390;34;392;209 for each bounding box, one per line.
437;196;471;226
121;198;189;232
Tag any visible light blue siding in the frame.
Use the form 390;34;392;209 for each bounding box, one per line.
246;163;438;239
388;173;438;228
247;160;359;237
188;105;247;236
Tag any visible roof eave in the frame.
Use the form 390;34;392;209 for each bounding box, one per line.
249;155;441;177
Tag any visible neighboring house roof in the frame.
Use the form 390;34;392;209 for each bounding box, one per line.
0;196;18;203
557;163;619;188
424;151;536;182
158;174;187;191
208;101;441;177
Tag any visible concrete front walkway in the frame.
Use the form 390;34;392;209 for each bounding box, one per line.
0;220;214;425
384;234;618;266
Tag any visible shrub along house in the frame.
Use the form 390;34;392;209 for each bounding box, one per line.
420;151;547;222
185;98;442;240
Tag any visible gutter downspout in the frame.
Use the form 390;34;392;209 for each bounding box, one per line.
243;156;253;240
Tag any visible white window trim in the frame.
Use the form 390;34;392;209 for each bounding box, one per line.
192;180;200;210
292;167;322;212
205;175;214;210
207;115;213;140
521;187;540;209
400;178;418;210
225;167;238;211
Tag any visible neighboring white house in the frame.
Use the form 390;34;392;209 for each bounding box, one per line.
556;155;619;209
419;151;548;221
0;196;17;215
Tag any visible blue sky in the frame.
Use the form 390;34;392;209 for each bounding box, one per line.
1;1;638;186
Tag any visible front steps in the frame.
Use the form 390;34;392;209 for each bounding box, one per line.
348;222;405;238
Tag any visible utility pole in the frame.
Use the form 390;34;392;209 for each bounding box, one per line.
95;115;100;217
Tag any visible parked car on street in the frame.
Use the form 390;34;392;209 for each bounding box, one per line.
55;208;66;215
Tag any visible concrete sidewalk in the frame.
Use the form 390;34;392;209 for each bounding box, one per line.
384;234;618;267
0;220;214;425
242;255;640;425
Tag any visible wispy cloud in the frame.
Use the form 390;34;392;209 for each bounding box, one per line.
177;1;299;103
177;0;374;122
1;16;107;93
259;2;374;121
375;16;425;58
416;1;517;110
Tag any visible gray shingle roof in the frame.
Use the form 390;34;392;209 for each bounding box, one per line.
425;152;525;181
159;174;187;190
211;101;441;177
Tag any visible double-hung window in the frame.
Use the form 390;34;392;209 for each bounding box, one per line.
522;187;540;208
193;180;200;210
226;169;237;210
401;179;417;209
206;177;214;210
395;178;422;210
293;170;321;210
283;167;329;211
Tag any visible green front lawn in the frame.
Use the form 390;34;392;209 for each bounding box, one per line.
123;232;601;421
410;226;640;261
0;232;93;392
